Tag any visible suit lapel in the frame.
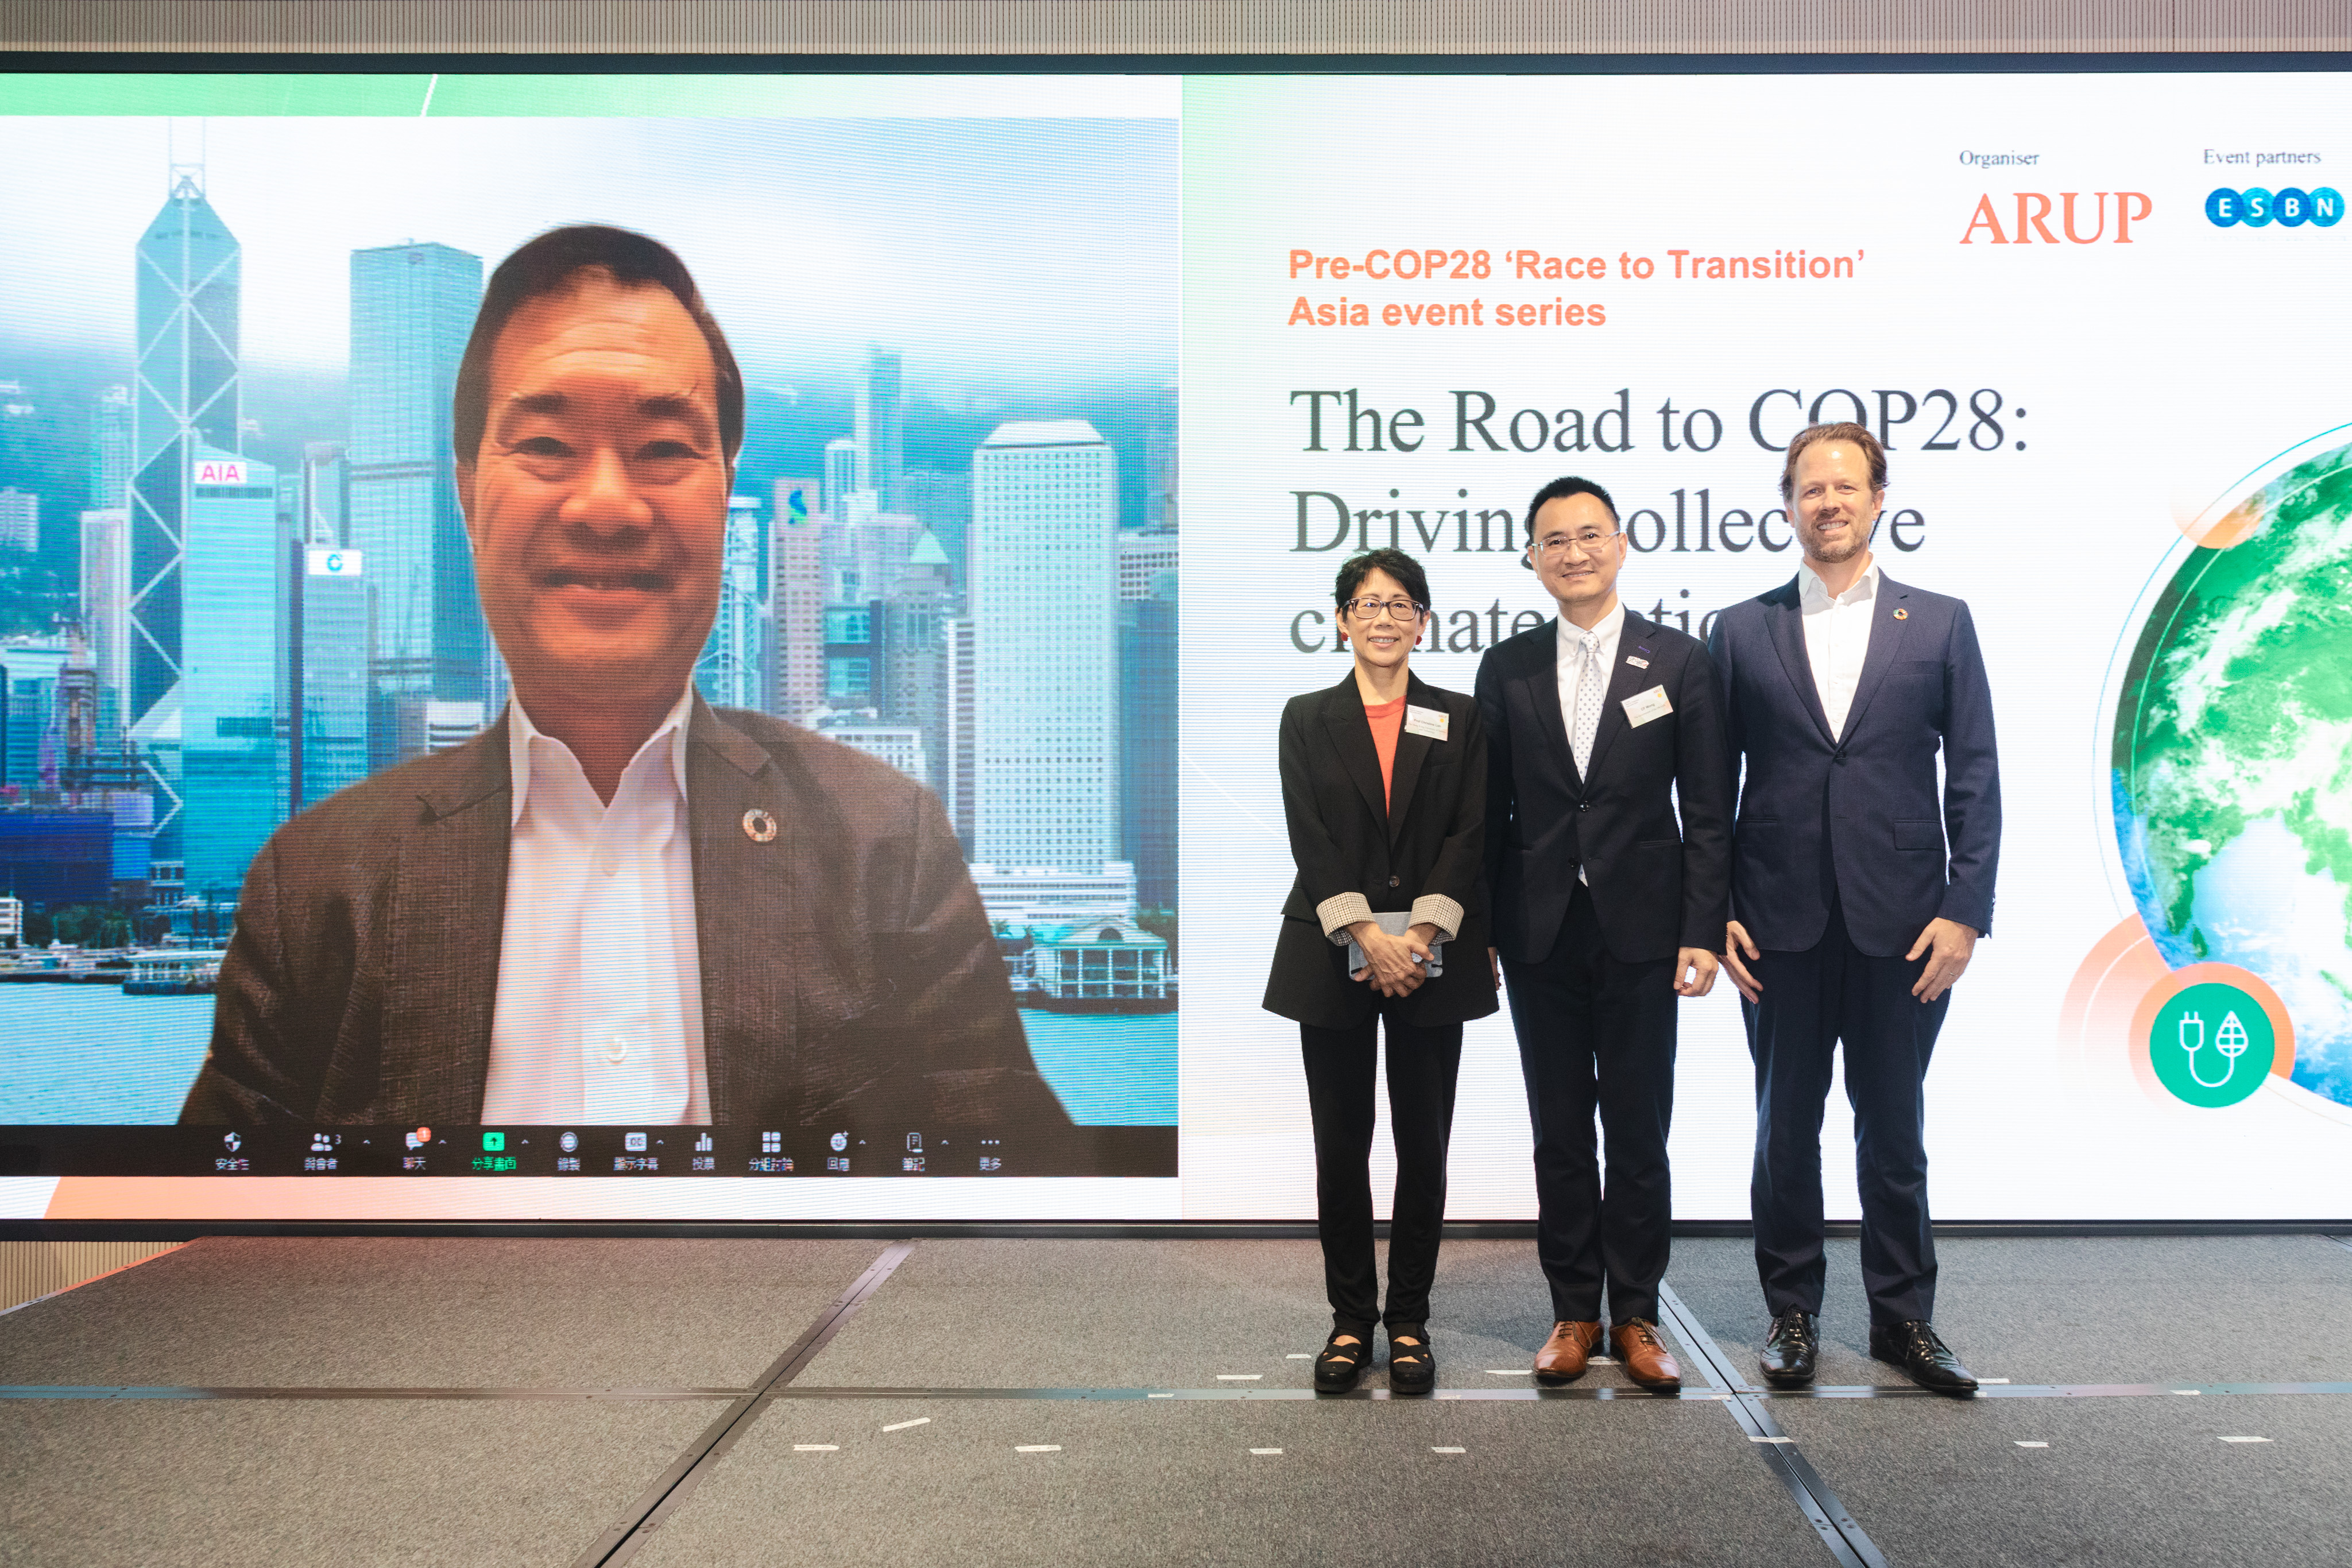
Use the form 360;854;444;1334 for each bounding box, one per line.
382;718;512;1124
1581;611;1658;783
1765;578;1836;744
1838;574;1914;738
684;697;790;1126
1384;675;1437;843
1320;677;1391;830
1518;620;1582;790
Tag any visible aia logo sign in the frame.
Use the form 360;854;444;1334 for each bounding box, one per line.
2204;187;2342;229
1961;192;2152;244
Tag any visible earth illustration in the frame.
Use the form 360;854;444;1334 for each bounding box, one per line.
2113;438;2352;1109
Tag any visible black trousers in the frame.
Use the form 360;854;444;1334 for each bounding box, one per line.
1501;883;1678;1325
1742;896;1951;1327
1299;1002;1464;1331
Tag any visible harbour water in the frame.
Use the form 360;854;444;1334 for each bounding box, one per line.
0;990;1175;1128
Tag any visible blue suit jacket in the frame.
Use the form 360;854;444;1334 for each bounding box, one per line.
1707;572;2000;958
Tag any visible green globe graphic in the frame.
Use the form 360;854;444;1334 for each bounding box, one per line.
2113;438;2352;1109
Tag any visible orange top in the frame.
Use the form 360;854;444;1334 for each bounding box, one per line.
1364;695;1407;807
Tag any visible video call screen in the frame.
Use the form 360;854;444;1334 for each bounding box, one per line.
1;65;2347;1222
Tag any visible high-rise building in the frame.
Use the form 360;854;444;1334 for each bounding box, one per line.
943;614;975;856
972;420;1119;872
862;344;904;510
78;508;130;741
875;529;953;793
768;478;825;723
823;436;864;517
900;467;972;584
0;489;37;552
695;494;764;711
299;442;349;547
178;448;282;896
288;543;369;814
347;241;485;767
88;385;134;515
1119;591;1177;911
1116;529;1179;602
0;640;71;799
129;165;241;777
1144;375;1178;530
811;710;926;784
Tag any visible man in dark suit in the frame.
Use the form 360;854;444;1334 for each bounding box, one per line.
1476;477;1734;1392
182;225;1067;1143
1711;421;1999;1394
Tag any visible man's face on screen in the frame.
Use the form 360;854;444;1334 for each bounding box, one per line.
1789;442;1883;567
458;269;728;721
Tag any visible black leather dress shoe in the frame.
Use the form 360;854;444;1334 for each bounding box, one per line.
1758;1309;1819;1388
1869;1320;1978;1393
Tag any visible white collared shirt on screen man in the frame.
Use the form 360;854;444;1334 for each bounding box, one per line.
1799;555;1880;741
478;687;712;1126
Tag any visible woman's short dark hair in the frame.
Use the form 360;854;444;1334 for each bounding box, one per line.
1334;547;1431;612
452;224;745;467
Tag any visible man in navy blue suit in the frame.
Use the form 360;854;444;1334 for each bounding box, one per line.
1711;422;2000;1394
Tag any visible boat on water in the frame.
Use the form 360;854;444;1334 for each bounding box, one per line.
121;950;226;997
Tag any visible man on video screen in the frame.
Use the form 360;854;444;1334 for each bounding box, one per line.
181;225;1070;1136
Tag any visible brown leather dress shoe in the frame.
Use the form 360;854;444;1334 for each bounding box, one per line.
1534;1320;1604;1381
1610;1321;1683;1392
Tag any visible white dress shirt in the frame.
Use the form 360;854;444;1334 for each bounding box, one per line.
1556;597;1624;885
1799;557;1879;741
479;689;711;1126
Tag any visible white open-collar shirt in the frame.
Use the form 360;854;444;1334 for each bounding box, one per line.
1798;556;1881;741
478;688;712;1126
1555;596;1625;885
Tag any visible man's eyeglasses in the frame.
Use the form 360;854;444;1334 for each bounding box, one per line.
1527;528;1624;561
1341;596;1429;622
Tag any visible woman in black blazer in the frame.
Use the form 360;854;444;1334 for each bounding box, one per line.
1263;547;1495;1393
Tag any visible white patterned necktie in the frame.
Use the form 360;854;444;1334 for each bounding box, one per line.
1571;629;1604;776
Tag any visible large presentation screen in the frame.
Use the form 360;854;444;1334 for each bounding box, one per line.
0;64;2347;1222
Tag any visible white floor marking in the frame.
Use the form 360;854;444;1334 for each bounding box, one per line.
2218;1436;2272;1443
1148;1392;1174;1398
1978;1377;2011;1384
1486;1369;1533;1375
881;1418;930;1433
1217;1374;1263;1381
1288;1353;1314;1359
2013;1441;2048;1449
1250;1447;1283;1455
1750;1435;1796;1444
2172;1389;2203;1395
1015;1445;1062;1453
793;1445;839;1452
1430;1446;1466;1454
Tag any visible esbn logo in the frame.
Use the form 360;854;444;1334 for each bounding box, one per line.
2204;187;2342;228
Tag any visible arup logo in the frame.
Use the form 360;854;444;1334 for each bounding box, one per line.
1961;192;2151;244
2204;186;2343;229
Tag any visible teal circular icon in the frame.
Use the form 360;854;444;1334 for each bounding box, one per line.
2240;188;2275;227
2312;187;2344;227
2274;187;2312;228
2149;983;2273;1108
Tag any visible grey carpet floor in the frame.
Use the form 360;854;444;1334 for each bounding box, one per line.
797;1237;1682;1393
1664;1234;2352;1388
0;1236;886;1388
1769;1392;2352;1567
630;1394;1820;1568
0;1399;723;1568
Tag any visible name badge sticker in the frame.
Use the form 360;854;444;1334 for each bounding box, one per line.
1403;704;1450;741
1625;655;1650;669
1622;684;1674;727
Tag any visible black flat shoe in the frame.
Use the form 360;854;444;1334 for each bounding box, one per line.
1314;1327;1371;1391
1759;1309;1819;1388
1387;1325;1435;1394
1869;1320;1978;1395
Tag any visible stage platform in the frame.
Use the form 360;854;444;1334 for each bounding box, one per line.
5;1232;2350;1566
